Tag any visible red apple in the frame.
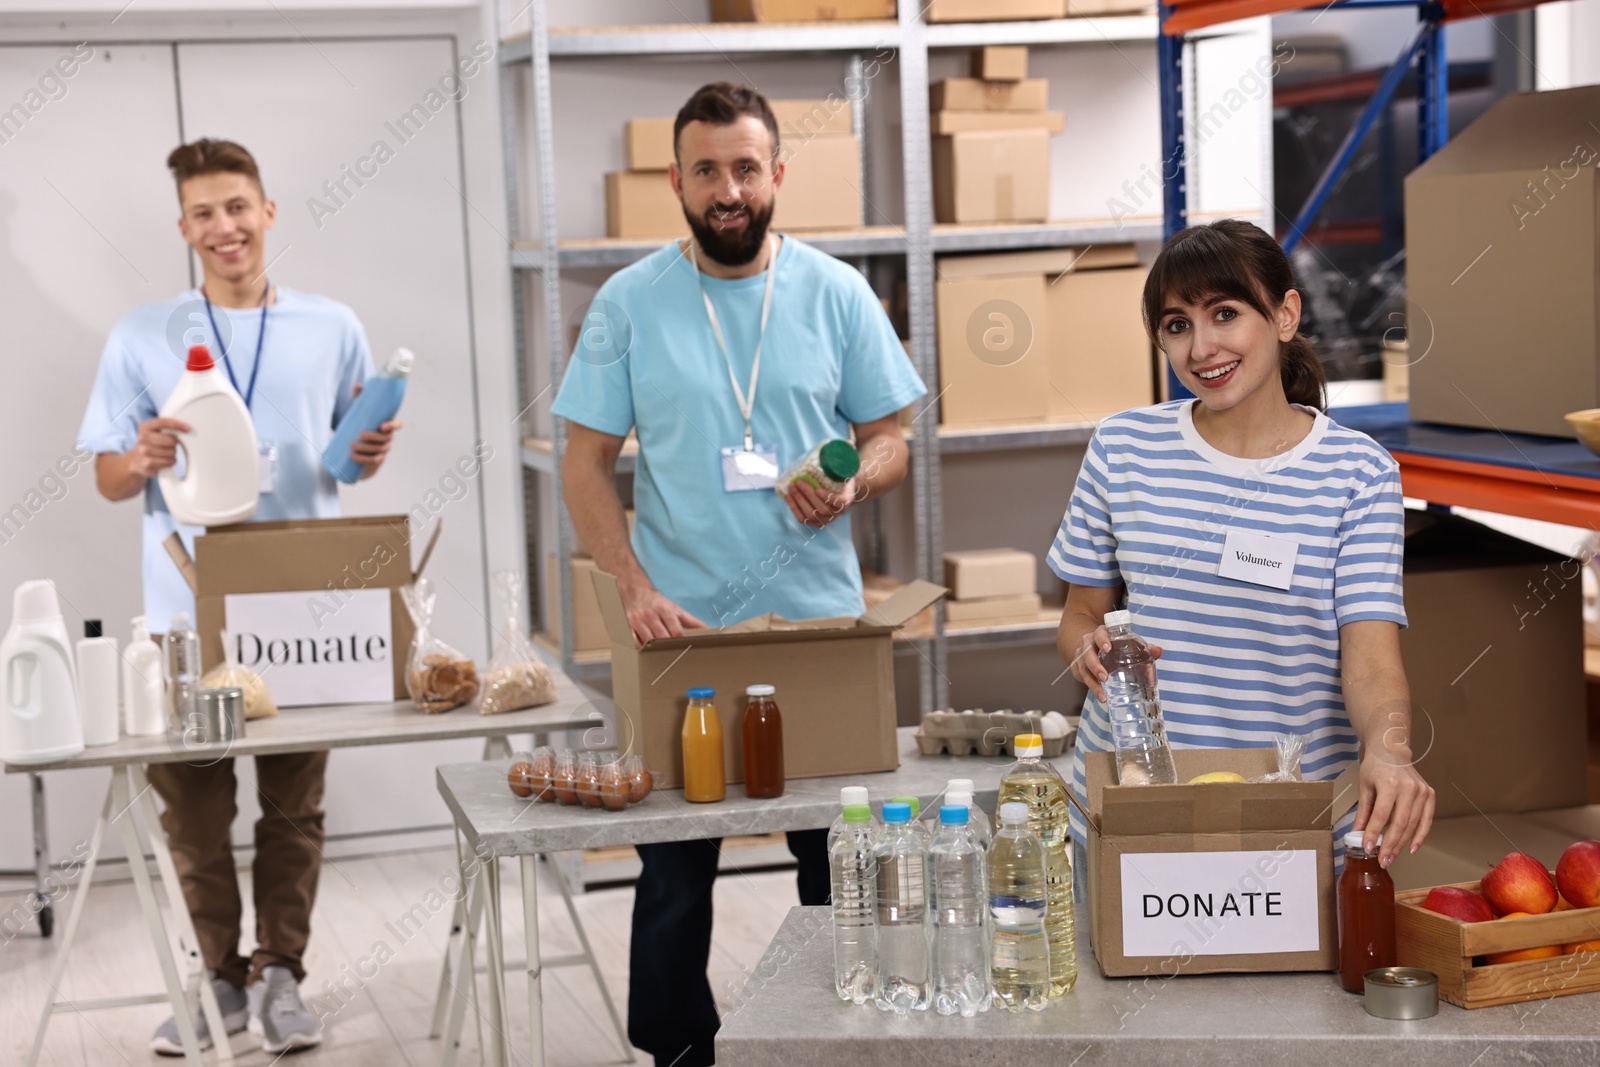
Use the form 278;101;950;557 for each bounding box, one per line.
1421;885;1496;923
1556;841;1600;909
1481;852;1559;916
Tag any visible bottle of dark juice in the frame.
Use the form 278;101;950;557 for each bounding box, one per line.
1337;830;1396;991
742;684;785;798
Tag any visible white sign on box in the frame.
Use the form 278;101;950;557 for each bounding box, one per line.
223;589;393;707
1119;849;1320;958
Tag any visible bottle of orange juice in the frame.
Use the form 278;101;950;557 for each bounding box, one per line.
681;687;725;802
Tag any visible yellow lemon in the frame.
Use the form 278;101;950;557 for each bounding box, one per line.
1189;771;1247;784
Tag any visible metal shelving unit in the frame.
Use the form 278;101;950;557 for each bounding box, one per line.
497;5;1269;707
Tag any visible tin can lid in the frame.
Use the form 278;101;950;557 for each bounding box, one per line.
1364;967;1439;1020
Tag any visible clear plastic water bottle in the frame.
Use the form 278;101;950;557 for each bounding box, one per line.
827;786;872;853
1101;609;1178;786
929;804;991;1017
944;779;991;850
997;733;1076;997
892;795;932;848
873;801;929;1014
829;800;877;1004
164;611;200;736
988;801;1050;1012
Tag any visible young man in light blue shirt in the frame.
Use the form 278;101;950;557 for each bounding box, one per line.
78;140;400;1057
554;82;925;1067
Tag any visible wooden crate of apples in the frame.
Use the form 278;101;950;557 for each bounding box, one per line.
1395;841;1600;1008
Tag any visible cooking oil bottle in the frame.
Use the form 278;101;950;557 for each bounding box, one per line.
997;733;1075;997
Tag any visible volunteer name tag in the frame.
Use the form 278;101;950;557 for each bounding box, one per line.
258;441;278;495
1218;529;1298;590
1120;849;1320;957
720;444;779;492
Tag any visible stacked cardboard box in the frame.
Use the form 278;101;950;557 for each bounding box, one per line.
942;549;1041;622
607;100;862;238
931;49;1062;224
927;0;1065;20
934;244;1153;427
712;0;895;20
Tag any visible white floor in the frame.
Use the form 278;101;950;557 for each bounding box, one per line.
1;843;799;1066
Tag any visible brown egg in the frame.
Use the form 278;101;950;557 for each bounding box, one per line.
551;752;579;805
576;753;604;808
507;760;535;798
530;747;556;802
625;755;654;804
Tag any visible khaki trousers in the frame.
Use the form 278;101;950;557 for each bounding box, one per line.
147;752;328;988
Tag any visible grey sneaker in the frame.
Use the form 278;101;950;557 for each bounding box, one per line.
248;964;323;1053
149;972;248;1056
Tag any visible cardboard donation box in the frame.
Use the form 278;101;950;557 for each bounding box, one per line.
1084;748;1358;976
1406;84;1600;437
591;570;945;790
184;517;433;707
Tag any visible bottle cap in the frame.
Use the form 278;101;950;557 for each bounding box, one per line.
1104;609;1132;627
746;684;775;697
842;804;872;825
882;802;912;824
999;802;1030;825
186;345;215;371
946;778;974;795
384;347;416;377
171;611;190;628
947;790;973;810
1343;831;1382;851
1014;733;1044;757
84;619;103;639
840;786;868;808
131;615;148;637
939;805;968;825
818;440;861;482
686;687;715;700
12;580;62;624
891;795;920;818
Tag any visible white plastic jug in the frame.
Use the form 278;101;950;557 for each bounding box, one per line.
1;580;84;765
158;344;259;527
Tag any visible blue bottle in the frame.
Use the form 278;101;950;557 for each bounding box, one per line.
323;348;413;484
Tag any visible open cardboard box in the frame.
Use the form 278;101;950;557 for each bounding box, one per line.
1083;748;1358;976
591;569;945;789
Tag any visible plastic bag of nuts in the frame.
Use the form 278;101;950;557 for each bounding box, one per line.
479;571;557;715
401;578;479;713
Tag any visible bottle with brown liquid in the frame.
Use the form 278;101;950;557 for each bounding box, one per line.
1337;830;1396;992
742;684;784;798
682;687;726;803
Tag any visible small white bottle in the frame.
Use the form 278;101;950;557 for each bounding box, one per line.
122;616;167;737
157;344;259;527
75;619;119;747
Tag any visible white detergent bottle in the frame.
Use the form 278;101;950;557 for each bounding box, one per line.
1;580;84;765
122;616;167;737
157;344;259;527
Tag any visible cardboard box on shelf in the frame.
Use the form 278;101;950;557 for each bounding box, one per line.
711;0;895;19
926;0;1065;21
1068;0;1152;12
934;272;1051;425
1045;265;1153;421
971;45;1028;81
932;110;1064;135
592;569;946;789
771;98;854;141
775;133;863;231
625;118;676;171
937;243;1137;280
545;555;609;654
605;171;688;239
1406;84;1600;438
1085;748;1358;976
930;77;1050;113
943;548;1037;600
944;592;1044;623
182;516;439;706
933;129;1050;225
1402;512;1589;818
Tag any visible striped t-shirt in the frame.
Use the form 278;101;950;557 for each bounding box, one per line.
1048;400;1407;845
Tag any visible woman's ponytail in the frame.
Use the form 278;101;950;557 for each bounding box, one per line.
1280;333;1327;411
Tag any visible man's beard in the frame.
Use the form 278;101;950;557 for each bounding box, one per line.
685;199;774;267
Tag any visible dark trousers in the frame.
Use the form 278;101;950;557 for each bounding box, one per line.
628;829;828;1067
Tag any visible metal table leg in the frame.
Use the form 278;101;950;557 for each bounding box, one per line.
482;855;510;1067
30;773;53;937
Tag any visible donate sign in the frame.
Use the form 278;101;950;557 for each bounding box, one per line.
223;589;393;707
1119;849;1320;958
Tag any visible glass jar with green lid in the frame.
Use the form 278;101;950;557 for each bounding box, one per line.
775;439;861;497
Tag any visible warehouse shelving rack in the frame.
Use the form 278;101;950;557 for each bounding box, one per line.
496;3;1266;712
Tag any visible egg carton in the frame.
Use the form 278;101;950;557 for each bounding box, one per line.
913;708;1076;758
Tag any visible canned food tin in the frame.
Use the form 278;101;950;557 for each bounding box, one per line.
1364;967;1439;1019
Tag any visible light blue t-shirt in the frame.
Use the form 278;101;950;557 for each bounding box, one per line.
552;237;925;626
77;286;373;633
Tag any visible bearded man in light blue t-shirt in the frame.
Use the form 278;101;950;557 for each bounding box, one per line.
553;83;925;1067
78;140;401;1057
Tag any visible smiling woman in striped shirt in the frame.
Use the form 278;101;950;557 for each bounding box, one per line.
1050;219;1435;898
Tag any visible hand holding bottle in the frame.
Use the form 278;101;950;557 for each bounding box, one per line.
129;416;192;478
1068;621;1162;703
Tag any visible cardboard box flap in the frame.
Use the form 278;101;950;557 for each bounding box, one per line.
858;579;947;629
1410;85;1600;179
716;613;856;635
192;516;415;595
590;568;637;647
